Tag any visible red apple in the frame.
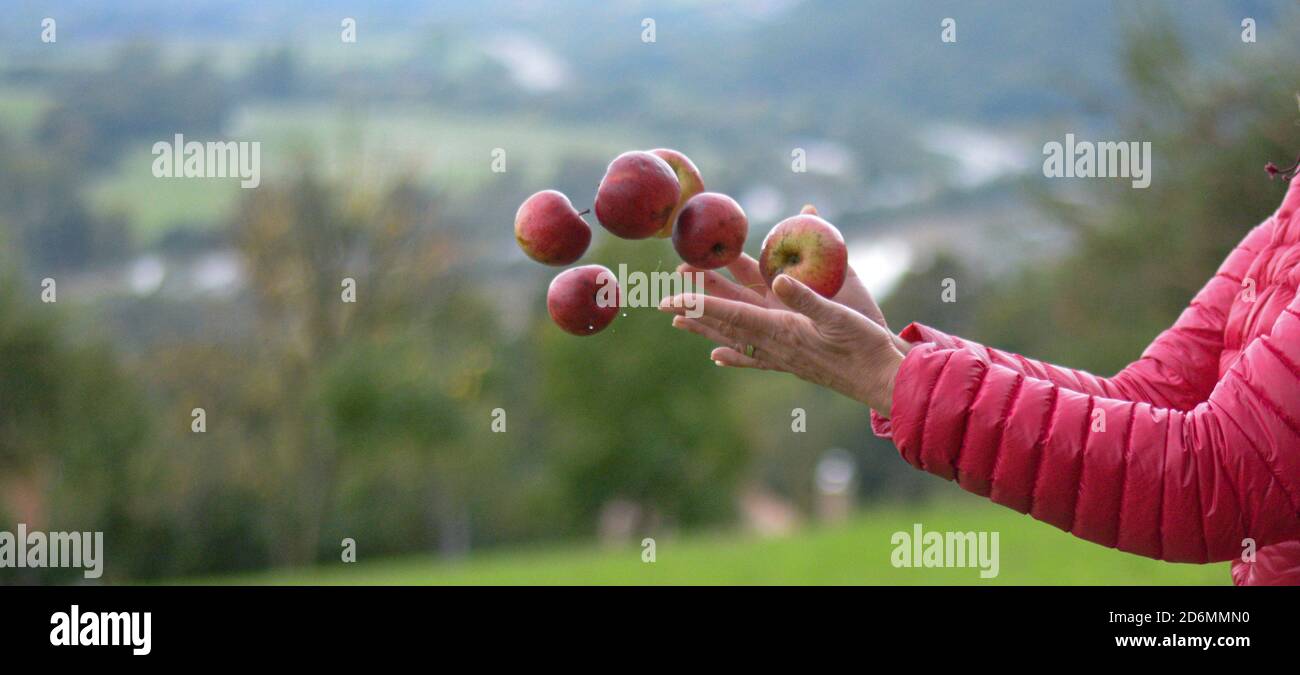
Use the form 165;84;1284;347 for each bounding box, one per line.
672;192;748;270
758;213;848;298
515;190;592;266
546;265;621;336
650;148;704;238
594;151;681;239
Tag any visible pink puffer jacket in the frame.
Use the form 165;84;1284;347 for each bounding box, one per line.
873;174;1300;585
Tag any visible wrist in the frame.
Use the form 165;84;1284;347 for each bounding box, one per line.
864;348;904;417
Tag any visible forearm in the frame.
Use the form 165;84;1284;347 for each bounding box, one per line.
882;342;1300;563
889;220;1275;411
893;322;1209;409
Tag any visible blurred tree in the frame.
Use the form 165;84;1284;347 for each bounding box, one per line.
974;9;1300;374
0;132;132;269
534;237;749;534
0;266;148;583
232;168;507;562
37;43;231;168
883;251;984;337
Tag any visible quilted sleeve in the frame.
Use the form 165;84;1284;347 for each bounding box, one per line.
889;219;1273;411
884;289;1300;563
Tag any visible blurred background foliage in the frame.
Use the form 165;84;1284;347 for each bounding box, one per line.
0;0;1297;582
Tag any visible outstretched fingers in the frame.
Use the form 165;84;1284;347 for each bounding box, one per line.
710;346;772;370
677;263;766;305
671;311;796;370
671;315;737;349
659;293;780;335
670;312;773;352
772;274;840;323
726;254;769;295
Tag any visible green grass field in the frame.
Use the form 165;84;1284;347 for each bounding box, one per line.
226;102;658;194
87;147;244;244
0;86;51;137
85;102;668;244
196;493;1230;585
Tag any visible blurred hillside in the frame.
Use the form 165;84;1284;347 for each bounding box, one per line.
0;1;1298;582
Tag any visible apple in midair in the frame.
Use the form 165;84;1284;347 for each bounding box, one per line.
758;212;848;298
515;190;592;266
546;265;622;336
649;148;705;238
672;192;748;270
594;151;681;239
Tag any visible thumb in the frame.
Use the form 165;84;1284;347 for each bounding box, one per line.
773;274;838;322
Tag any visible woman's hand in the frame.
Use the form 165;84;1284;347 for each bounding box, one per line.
677;254;911;354
660;273;905;416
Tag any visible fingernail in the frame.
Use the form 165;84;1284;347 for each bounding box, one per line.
671;316;685;328
714;360;725;367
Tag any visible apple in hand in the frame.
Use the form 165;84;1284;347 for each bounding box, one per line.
546;265;622;336
594;151;681;239
515;190;592;265
649;148;704;238
672;192;748;270
758;212;848;298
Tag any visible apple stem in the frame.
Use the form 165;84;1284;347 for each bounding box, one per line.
1266;154;1300;181
578;208;591;217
